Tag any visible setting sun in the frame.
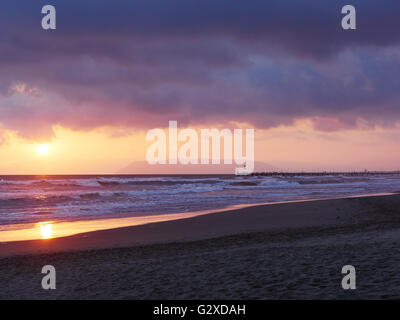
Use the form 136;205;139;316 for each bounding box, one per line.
37;144;50;155
40;223;53;239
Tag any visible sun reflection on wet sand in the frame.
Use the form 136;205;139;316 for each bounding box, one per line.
0;207;243;242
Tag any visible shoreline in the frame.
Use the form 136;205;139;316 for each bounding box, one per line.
0;193;397;257
0;192;394;243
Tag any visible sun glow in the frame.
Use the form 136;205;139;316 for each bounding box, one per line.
40;223;53;239
37;144;50;154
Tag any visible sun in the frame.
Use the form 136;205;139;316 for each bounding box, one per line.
37;144;50;154
40;223;53;239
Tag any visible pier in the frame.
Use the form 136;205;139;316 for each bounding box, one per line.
250;171;400;177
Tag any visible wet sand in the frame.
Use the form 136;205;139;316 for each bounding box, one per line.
1;194;400;299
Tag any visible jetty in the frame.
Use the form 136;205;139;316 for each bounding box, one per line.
250;171;400;177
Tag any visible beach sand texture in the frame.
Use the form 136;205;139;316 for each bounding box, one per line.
1;194;400;299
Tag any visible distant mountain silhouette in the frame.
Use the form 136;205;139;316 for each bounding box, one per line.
117;161;277;174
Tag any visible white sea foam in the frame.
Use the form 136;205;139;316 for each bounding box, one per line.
1;174;400;225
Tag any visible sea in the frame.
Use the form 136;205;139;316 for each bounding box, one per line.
0;174;400;229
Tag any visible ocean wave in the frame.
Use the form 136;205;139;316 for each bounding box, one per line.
0;195;74;207
97;179;222;187
0;180;36;186
0;179;99;188
0;177;225;188
230;181;259;186
2;174;400;226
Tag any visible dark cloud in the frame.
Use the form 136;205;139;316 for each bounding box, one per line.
0;0;399;139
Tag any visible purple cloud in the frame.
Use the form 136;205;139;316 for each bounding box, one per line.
0;0;400;139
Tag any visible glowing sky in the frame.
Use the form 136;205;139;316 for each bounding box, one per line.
0;0;400;173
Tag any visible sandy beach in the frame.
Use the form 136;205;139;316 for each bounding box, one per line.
1;194;400;299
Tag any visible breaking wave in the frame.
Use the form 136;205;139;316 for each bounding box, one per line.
1;174;400;226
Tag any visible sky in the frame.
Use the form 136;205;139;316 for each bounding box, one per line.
0;0;400;174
